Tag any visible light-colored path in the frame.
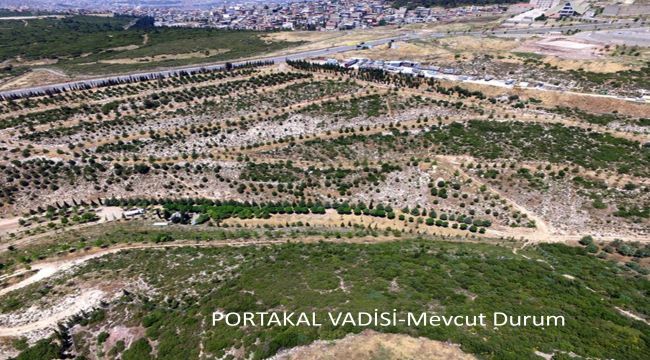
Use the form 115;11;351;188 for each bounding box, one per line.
0;290;104;337
0;237;399;337
0;241;252;297
0;236;395;298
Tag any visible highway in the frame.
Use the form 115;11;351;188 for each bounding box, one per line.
0;21;647;99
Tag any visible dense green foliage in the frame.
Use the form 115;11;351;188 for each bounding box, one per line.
0;15;137;60
298;121;649;176
122;338;154;360
429;121;648;175
13;240;650;359
13;335;62;360
0;15;297;73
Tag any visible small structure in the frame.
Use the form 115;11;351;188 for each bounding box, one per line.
547;1;590;18
343;59;358;68
124;208;145;217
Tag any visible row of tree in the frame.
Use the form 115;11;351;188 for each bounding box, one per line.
286;59;436;88
0;60;274;101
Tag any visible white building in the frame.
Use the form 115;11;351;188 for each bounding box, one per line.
124;208;145;217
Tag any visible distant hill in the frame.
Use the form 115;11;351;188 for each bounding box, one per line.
390;0;522;9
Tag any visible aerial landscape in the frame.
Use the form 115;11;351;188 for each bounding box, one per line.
0;0;648;359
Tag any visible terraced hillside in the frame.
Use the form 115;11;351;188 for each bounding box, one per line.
0;59;648;359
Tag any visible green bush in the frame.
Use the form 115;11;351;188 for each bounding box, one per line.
122;338;153;360
579;236;594;246
97;331;109;344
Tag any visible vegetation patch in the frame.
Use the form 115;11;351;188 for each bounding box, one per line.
9;239;650;359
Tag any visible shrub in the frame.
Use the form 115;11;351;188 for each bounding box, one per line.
579;236;594;246
122;338;153;360
15;336;62;360
617;244;635;257
98;332;109;344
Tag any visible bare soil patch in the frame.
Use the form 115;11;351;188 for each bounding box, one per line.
0;68;70;90
543;57;634;73
96;49;230;65
517;37;601;60
269;329;476;360
437;78;650;118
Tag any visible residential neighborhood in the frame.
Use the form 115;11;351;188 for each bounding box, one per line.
129;1;511;30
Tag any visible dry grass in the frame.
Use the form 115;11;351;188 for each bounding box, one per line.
222;209;485;239
436;78;650;118
332;41;448;62
0;69;70;90
329;36;519;64
95;49;230;65
263;31;345;44
438;35;518;53
271;329;477;360
543;57;634;73
263;27;410;50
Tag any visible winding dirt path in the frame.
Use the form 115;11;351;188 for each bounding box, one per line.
0;236;403;298
436;155;552;241
0;229;646;337
0;240;297;337
0;290;105;337
0;240;275;297
0;237;404;337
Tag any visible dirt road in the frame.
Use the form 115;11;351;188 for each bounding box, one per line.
0;236;401;298
0;237;399;338
0;290;105;337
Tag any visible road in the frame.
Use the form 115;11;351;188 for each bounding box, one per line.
0;21;647;100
